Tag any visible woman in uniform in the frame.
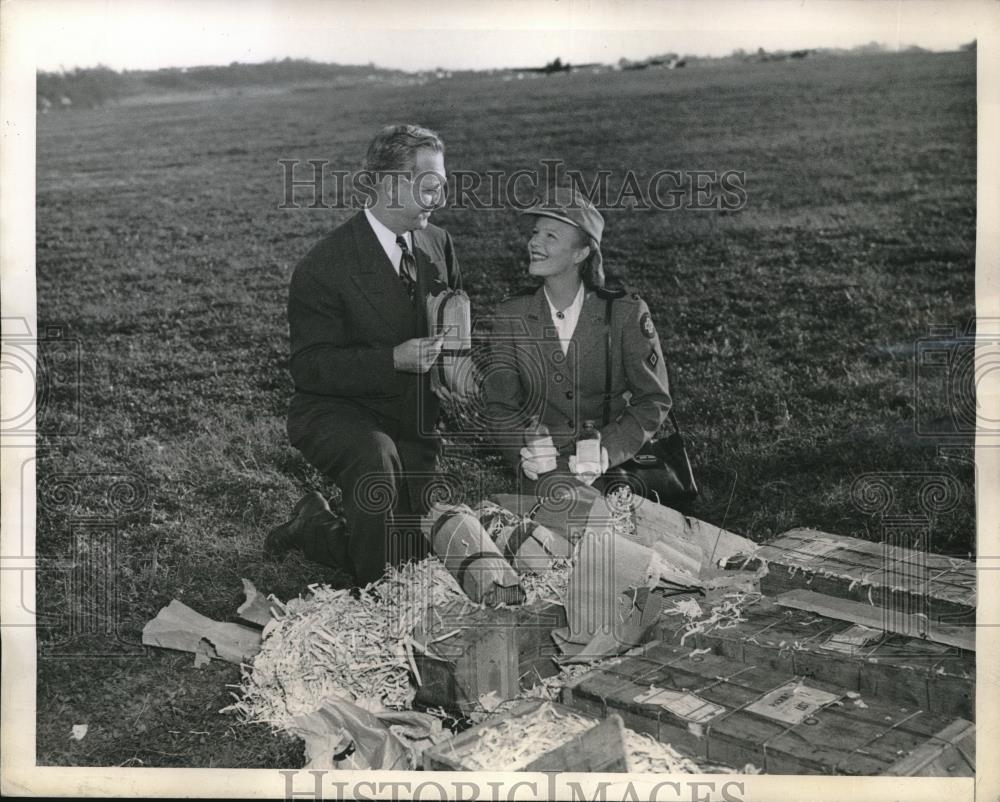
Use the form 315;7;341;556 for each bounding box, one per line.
481;186;673;491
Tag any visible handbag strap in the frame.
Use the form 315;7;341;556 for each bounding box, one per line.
603;297;682;435
603;298;614;427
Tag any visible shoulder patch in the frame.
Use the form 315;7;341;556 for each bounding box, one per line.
639;312;656;339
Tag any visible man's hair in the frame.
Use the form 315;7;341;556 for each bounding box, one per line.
363;124;444;176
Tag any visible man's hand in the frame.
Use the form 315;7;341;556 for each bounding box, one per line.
393;334;445;373
568;447;610;486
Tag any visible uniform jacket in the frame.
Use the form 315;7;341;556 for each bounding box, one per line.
287;211;461;439
482;284;672;469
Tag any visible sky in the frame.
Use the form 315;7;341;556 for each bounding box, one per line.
15;0;990;73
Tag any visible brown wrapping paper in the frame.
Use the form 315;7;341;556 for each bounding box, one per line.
554;496;759;661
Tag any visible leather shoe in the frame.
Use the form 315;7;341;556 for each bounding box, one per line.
264;491;331;560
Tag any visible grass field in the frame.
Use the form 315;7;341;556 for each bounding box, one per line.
33;50;975;768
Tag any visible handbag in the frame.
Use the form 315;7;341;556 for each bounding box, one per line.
601;297;698;508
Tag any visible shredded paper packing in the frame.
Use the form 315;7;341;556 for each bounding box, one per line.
226;558;464;728
454;702;700;773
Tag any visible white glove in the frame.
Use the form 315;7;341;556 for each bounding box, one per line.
568;447;610;486
520;446;557;480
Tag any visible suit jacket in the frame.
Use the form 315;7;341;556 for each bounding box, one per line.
287;211;461;441
482;285;672;468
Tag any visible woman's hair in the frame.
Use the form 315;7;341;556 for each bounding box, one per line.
575;229;624;290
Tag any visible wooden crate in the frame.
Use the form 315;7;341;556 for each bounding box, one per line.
560;640;974;776
727;528;976;626
423;699;628;771
526;715;629;772
649;598;974;720
413;600;566;714
883;719;976;776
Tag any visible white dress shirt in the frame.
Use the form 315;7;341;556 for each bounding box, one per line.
544;283;586;355
364;208;410;275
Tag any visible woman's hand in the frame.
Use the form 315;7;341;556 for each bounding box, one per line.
520;446;558;480
568;447;610;485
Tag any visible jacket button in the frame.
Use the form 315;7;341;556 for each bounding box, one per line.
554;373;564;383
565;391;574;400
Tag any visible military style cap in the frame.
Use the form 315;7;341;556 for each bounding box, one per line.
523;186;605;244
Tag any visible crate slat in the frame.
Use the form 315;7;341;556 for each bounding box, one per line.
775;589;974;652
729;529;976;624
525;714;630;772
883;719;976;776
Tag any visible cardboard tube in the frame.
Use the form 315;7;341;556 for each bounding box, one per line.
426;504;525;606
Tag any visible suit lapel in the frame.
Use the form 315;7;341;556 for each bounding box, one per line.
530;285;560;347
527;287;576;420
347;213;417;339
518;288;562;376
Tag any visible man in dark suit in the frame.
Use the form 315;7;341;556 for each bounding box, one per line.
266;124;461;586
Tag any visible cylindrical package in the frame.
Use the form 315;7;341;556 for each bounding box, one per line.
425;504;525;606
426;289;474;399
476;501;572;575
426;289;472;352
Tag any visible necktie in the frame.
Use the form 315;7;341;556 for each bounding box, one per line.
395;235;417;304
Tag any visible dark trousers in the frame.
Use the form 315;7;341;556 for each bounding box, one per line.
289;395;438;585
